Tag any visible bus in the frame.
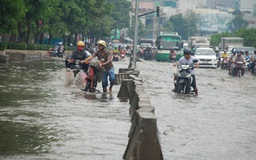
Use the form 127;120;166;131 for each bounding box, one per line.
155;32;182;61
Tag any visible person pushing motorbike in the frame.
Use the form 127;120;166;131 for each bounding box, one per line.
84;40;116;93
65;41;90;73
173;49;199;96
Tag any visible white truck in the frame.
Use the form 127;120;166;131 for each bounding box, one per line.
188;36;210;49
220;37;244;52
188;36;210;55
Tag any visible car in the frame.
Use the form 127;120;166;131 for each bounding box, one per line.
194;48;218;68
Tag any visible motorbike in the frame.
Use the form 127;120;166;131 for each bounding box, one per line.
112;52;119;62
169;52;176;62
220;57;228;70
83;60;104;93
47;48;58;57
232;61;244;77
65;60;87;88
144;50;153;60
57;48;65;58
48;47;63;58
245;59;250;73
174;59;198;94
120;51;126;61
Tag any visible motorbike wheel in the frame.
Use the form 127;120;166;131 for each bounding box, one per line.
237;70;241;77
176;83;184;94
185;79;191;94
224;64;227;70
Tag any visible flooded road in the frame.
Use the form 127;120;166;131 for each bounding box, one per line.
0;59;130;160
136;60;256;160
1;58;256;160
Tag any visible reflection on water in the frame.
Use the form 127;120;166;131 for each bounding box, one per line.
0;60;64;155
0;60;130;160
0;120;60;154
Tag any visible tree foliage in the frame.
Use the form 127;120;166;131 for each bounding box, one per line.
168;14;189;40
0;0;130;45
106;0;131;29
163;11;199;40
0;0;26;34
231;15;248;31
210;28;256;48
127;16;146;40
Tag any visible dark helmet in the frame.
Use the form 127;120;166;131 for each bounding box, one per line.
184;49;191;55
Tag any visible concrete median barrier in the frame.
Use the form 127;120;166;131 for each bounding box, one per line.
117;69;163;160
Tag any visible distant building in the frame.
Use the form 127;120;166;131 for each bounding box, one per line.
206;0;236;10
130;0;256;39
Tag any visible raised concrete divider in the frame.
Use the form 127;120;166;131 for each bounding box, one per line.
117;65;163;160
0;49;73;63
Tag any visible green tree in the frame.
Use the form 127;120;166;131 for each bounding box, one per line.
210;28;256;48
127;17;146;41
106;0;131;29
23;0;60;44
162;21;174;33
0;0;26;34
210;32;233;47
168;14;189;40
184;9;198;38
231;15;248;31
235;28;256;47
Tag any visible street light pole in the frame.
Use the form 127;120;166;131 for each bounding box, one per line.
132;0;139;69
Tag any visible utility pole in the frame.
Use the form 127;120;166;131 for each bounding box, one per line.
156;6;160;42
132;0;139;69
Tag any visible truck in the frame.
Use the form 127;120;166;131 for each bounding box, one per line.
188;36;210;55
220;37;244;52
188;36;210;49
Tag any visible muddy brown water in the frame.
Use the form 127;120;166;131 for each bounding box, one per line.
0;58;256;160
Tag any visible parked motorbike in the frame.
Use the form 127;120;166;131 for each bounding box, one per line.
174;59;198;94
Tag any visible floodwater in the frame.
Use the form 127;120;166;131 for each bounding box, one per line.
0;59;130;160
0;57;256;160
136;60;256;160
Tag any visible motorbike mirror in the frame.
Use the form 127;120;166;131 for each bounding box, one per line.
193;59;198;63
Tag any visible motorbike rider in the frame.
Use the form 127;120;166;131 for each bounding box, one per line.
144;45;152;60
250;50;256;74
232;50;246;76
220;50;229;68
221;50;229;59
244;51;251;71
244;51;251;60
58;42;65;57
173;49;199;96
65;41;90;73
228;49;236;75
169;48;176;62
85;40;115;93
